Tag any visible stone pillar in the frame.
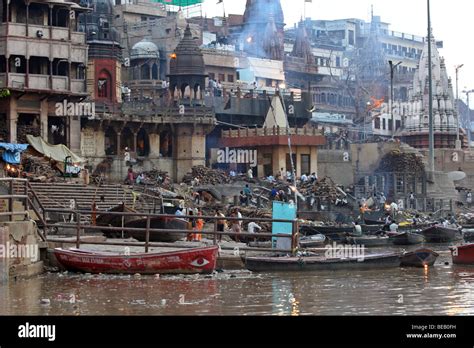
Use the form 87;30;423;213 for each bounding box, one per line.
0;224;7;284
69;116;81;153
8;98;18;143
40;99;48;141
148;132;161;157
174;124;207;182
116;132;121;156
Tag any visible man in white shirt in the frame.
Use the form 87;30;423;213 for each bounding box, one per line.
389;221;399;233
248;221;262;234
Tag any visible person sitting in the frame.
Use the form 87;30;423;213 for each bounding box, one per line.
389;220;399;233
353;221;363;236
135;173;145;185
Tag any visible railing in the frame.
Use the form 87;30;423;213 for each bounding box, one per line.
222;126;323;138
43;208;299;255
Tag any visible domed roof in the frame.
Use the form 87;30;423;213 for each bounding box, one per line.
169;25;206;76
131;39;159;60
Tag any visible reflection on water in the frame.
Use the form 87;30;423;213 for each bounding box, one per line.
1;252;474;316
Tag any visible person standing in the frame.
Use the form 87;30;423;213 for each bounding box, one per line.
194;210;204;242
215;210;226;243
243;184;252;206
353;221;363;236
247;168;253;179
409;192;416;210
231;209;242;242
467;191;472;208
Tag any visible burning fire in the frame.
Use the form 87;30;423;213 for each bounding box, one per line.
170;52;177;59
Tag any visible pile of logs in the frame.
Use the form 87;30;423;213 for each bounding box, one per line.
298;177;345;203
182;166;231;185
141;169;169;185
22;152;60;182
376;150;425;174
17;125;40;144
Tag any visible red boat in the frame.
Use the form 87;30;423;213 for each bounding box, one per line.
451;244;474;265
54;246;219;274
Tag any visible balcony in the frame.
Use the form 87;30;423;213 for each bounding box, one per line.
0;73;86;94
1;23;86;45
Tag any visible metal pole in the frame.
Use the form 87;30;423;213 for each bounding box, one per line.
468;92;472;150
390;62;394;139
427;0;435;172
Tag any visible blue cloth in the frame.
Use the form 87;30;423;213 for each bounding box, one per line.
0;143;29;164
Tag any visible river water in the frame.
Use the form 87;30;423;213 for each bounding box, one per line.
1;246;474;316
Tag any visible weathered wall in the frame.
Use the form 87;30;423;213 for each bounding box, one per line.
0;221;44;284
318;149;354;186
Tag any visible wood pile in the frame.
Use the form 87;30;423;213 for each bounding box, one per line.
376;150;425;174
140;169;169;186
17;125;40;144
298;177;345;203
182;166;231;185
22;152;60;182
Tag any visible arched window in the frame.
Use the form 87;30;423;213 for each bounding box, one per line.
105;127;117;156
141;64;150;80
98;69;112;99
160;130;173;158
137;128;150;157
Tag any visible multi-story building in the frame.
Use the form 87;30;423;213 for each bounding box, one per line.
0;0;89;152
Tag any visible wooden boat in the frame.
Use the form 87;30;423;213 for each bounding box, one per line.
421;225;463;243
300;224;381;242
363;218;385;226
299;234;326;248
96;204;140;238
450;244;474;265
390;231;425;245
400;248;439;267
54;246;219;274
245;252;401;272
346;235;391;247
124;216;189;243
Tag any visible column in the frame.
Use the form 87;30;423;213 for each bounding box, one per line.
116;132;121;156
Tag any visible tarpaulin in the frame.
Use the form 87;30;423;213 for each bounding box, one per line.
0;143;29;164
26;135;84;164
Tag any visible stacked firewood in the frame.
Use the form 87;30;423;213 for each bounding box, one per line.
22;152;60;182
298;177;345;203
140;169;169;185
376;150;425;174
17;125;40;144
182;166;231;185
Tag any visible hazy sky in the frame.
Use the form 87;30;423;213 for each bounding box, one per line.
202;0;474;102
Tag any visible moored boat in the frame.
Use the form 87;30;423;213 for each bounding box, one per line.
346;235;391;247
54;246;219;274
124;216;189;243
421;225;462;243
96;204;141;238
245;252;401;272
450;244;474;265
400;248;439;267
390;231;425;245
299;234;326;248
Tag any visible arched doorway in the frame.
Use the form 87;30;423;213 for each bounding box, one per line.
120;127;134;152
137;128;150;157
104;127;117;155
98;69;112;100
160;130;173;158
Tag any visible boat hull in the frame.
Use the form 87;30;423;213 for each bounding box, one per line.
54;246;218;274
245;253;401;272
125;217;188;243
390;232;425;245
346;236;391;247
400;248;439;267
451;244;474;265
421;226;462;243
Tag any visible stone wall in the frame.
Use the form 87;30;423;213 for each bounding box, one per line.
0;221;44;284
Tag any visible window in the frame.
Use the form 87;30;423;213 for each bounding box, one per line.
301;155;310;176
348;30;355;45
97;69;112;99
98;79;108;98
227;74;234;83
388;119;393;131
218;73;225;82
382;118;386;130
336;57;341;67
374;117;381;130
286;154;297;174
396;120;401;130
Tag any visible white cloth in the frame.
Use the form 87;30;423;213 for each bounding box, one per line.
389;223;398;232
248;222;262;234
